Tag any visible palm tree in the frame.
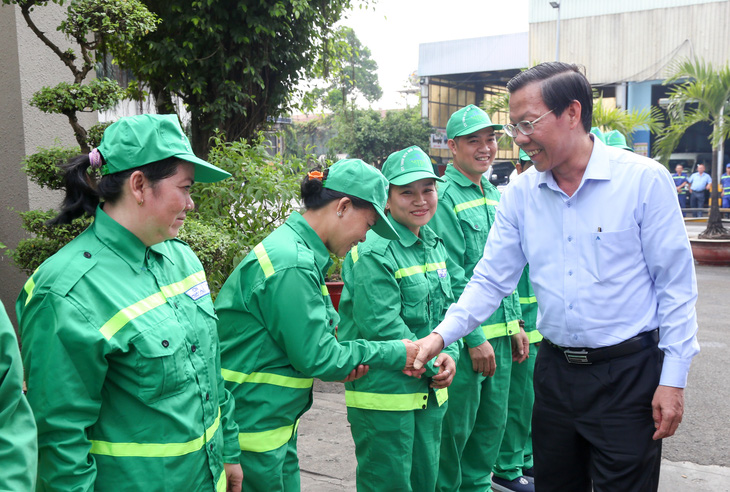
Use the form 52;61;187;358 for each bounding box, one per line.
655;58;730;238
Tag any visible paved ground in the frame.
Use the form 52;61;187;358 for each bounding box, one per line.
297;221;730;491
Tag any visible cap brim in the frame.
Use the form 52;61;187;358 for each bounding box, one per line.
389;171;445;186
370;205;400;240
452;122;503;139
177;153;231;183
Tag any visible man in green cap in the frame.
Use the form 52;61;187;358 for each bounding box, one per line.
338;145;461;492
430;104;528;491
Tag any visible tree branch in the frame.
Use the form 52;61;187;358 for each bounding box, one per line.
19;4;81;80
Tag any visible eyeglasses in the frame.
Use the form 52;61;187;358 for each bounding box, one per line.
503;109;554;138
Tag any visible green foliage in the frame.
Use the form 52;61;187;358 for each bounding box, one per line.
30;78;127;114
22;145;81;190
592;93;663;144
114;0;370;155
177;218;236;298
8;210;92;276
654;58;730;238
86;121;112;148
331;106;433;165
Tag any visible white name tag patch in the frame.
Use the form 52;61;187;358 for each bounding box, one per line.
186;281;211;300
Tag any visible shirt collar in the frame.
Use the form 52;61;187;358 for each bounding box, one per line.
538;134;611;190
445;163;491;191
390;218;439;249
284;211;333;276
93;205;174;272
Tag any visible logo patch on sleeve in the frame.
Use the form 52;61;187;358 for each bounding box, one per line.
186;281;211;300
437;268;448;278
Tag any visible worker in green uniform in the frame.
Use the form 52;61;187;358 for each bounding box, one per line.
492;150;541;492
16;114;243;492
337;146;462;492
214;158;423;492
431;105;528;492
0;301;37;491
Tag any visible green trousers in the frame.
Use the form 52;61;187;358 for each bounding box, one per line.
240;431;300;492
437;336;512;492
348;391;447;492
493;342;538;480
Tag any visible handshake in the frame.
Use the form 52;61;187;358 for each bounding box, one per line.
401;334;451;389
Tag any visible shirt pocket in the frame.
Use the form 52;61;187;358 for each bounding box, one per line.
400;280;430;328
459;216;489;264
132;323;192;403
584;227;641;282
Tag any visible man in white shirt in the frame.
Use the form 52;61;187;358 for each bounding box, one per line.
412;62;699;491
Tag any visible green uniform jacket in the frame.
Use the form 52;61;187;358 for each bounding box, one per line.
0;302;37;491
517;265;542;344
16;207;238;492
215;212;407;454
430;164;522;348
338;221;465;411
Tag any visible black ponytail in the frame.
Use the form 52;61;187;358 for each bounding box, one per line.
49;154;181;225
300;167;370;211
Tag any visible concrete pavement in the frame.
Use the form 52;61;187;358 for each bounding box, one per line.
297;221;730;491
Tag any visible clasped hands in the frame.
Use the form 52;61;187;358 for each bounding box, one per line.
400;337;454;388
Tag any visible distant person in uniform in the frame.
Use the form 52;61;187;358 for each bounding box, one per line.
672;164;689;215
688;163;712;216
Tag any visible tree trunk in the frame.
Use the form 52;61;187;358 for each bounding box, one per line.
65;110;90;154
698;144;730;238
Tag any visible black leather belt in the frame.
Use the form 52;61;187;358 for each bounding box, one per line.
544;329;659;365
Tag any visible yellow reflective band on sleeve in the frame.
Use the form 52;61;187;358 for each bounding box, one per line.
253;243;275;278
221;368;313;389
453;197;499;214
394;261;446;279
99;270;206;340
345;390;430;411
321;284;329;296
239;420;299;453
481;319;521;339
23;275;36;306
435;388;449;407
351;245;359;263
90;409;220;457
519;295;537;305
216;470;226;492
526;330;543;343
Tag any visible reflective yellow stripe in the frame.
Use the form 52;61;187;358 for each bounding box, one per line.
90;409;220;457
23;275;35;306
253;243;275;278
394;261;446;279
216;470;226;492
351;245;359;263
482;319;521;339
321;284;329;296
526;330;543;343
98;270;205;340
345;390;431;411
519;296;537;305
239;421;299;453
453;197;499;214
222;368;313;389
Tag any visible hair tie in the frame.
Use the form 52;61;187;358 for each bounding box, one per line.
89;148;103;170
308;170;324;181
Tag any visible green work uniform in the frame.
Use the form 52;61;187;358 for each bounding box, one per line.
338;220;464;492
0;302;37;491
494;265;542;481
16;206;239;492
430;164;522;492
214;212;408;492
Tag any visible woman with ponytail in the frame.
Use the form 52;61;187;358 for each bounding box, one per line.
16;114;244;491
214;159;424;491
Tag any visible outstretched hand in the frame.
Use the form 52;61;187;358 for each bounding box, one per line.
410;333;445;372
402;339;426;378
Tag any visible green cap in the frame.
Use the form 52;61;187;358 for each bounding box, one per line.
97;114;231;183
446;104;503;139
324;159;399;240
603;130;633;152
518;149;531;162
589;126;605;144
381;146;444;186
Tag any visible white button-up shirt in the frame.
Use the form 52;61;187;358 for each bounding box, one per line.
435;137;700;388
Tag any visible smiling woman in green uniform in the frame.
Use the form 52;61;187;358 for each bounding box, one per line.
16;114;243;492
214;158;422;492
337;146;463;492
